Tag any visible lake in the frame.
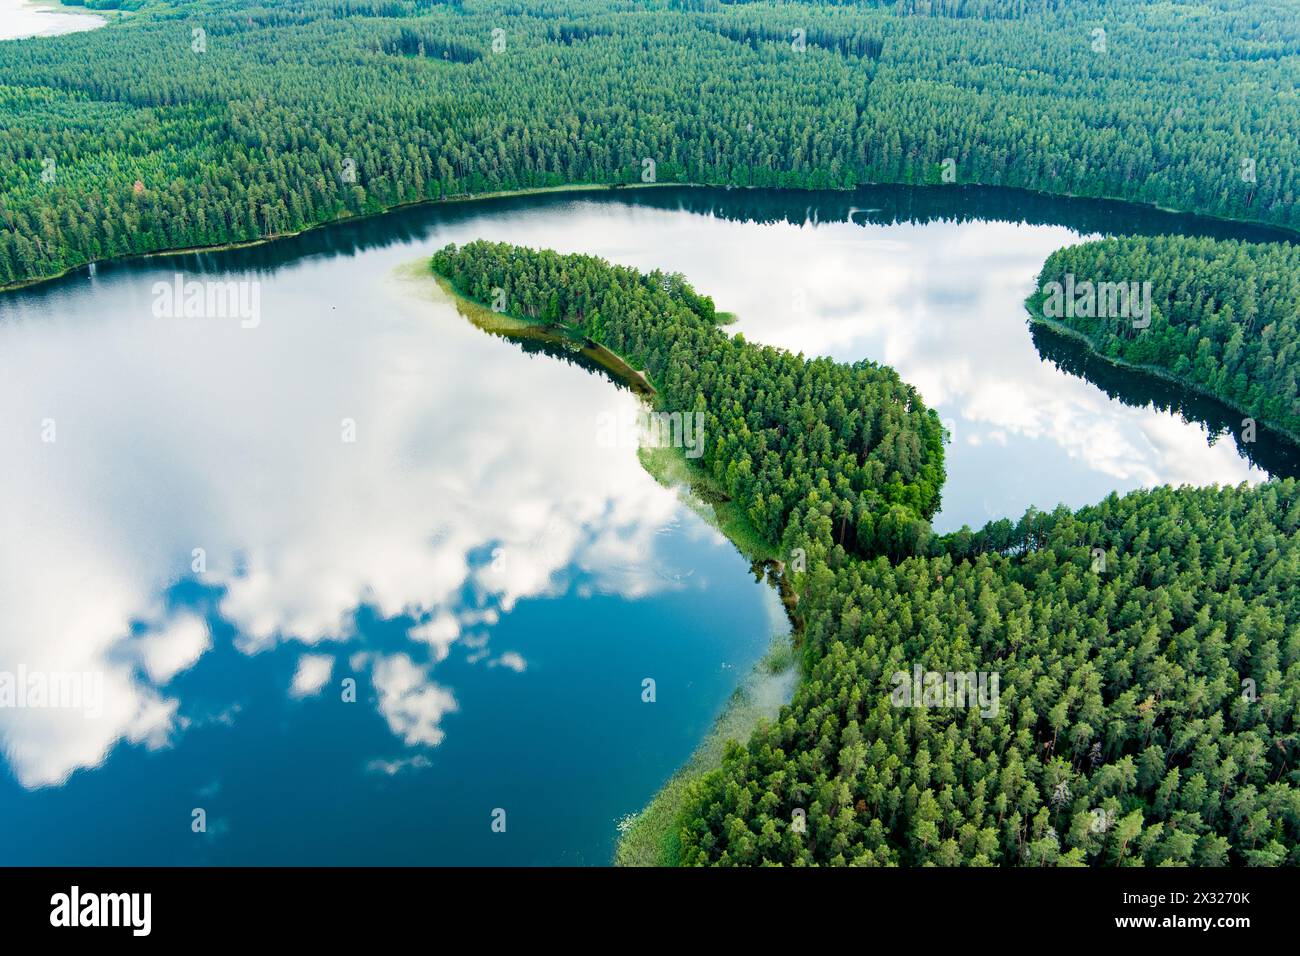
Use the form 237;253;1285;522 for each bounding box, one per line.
0;183;1293;864
0;0;105;41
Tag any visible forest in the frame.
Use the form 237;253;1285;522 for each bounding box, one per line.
680;480;1300;865
3;0;1300;287
1029;236;1300;440
432;241;1300;867
432;240;947;559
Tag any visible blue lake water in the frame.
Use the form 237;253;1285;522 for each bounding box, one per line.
0;184;1292;864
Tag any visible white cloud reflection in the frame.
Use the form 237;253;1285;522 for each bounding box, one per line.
0;263;704;788
289;654;335;699
370;653;458;748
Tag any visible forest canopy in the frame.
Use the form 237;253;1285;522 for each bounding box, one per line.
2;0;1299;287
1029;236;1300;439
432;240;947;561
680;480;1300;866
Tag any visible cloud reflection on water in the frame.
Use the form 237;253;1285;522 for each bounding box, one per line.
0;265;713;788
0;190;1275;790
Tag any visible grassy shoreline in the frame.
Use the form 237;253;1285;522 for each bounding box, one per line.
432;264;784;569
430;268;656;398
615;634;797;867
613;452;795;863
636;445;779;565
1027;311;1300;447
620;447;798;866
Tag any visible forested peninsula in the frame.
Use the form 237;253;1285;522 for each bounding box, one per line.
3;0;1300;288
432;241;1300;867
432;241;946;557
1028;236;1300;441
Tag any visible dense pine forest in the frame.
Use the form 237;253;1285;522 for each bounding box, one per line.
1029;236;1300;439
432;242;1300;867
432;240;947;557
3;0;1300;287
683;483;1300;865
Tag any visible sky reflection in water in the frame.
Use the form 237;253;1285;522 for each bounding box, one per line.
0;185;1287;862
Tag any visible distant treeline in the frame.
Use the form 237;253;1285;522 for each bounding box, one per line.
3;0;1299;287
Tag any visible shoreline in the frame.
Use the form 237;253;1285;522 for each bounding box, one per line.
1027;311;1300;448
430;264;788;569
425;262;801;865
614;634;797;867
614;446;798;866
429;266;657;399
0;182;676;296
0;0;109;42
5;177;1299;299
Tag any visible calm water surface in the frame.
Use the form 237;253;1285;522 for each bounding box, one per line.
0;184;1292;864
0;0;105;41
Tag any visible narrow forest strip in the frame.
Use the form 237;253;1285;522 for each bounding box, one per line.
431;240;948;564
